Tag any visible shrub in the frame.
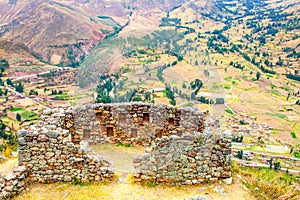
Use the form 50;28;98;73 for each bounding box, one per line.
290;132;296;138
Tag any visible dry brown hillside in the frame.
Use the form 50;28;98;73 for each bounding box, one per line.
0;0;189;66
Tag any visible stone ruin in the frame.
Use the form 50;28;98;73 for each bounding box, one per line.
0;102;232;199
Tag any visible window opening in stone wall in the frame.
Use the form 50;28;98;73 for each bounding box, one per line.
107;127;114;137
119;113;127;124
155;129;163;138
143;113;150;123
177;130;182;137
83;129;91;140
131;128;138;137
96;112;102;121
168;118;174;126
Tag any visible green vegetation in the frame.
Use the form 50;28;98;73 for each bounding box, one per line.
10;108;39;121
0;59;9;77
290;132;296;139
225;109;234;115
224;76;233;81
15;82;24;93
164;87;176;106
0;120;17;157
267;113;287;119
224;85;231;89
10;107;25;112
20;110;39;121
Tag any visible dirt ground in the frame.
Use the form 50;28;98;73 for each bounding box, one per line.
0;158;18;176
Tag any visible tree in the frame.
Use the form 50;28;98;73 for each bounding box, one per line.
170;99;176;106
236;150;243;159
145;92;151;101
15;83;24;93
133;96;143;102
274;162;281;170
287;93;291;101
51;89;57;95
256;72;261;80
0;59;9;77
16;113;21;122
268;158;273;169
6;78;13;86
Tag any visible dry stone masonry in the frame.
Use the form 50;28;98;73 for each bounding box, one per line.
0;103;232;199
17;106;114;184
133;133;232;184
0;166;27;199
71;103;210;146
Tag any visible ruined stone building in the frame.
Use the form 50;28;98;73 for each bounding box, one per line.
0;103;232;199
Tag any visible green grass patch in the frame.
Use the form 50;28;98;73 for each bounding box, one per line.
224;85;231;89
41;101;50;105
225;109;234;115
9;108;39;121
232;80;238;85
270;89;281;96
246;145;264;152
290;132;297;138
20;110;39;121
294;152;300;158
267;112;287;119
270;84;276;89
251;78;257;81
224;76;233;81
270;129;278;135
279;86;289;92
10;107;25;112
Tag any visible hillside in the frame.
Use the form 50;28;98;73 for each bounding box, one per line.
0;0;299;199
0;0;190;66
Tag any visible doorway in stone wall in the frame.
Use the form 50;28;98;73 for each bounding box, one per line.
90;143;145;182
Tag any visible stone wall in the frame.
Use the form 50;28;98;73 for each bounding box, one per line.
0;166;28;199
133;132;232;185
16;103;228;185
70;103;211;146
17;107;114;183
